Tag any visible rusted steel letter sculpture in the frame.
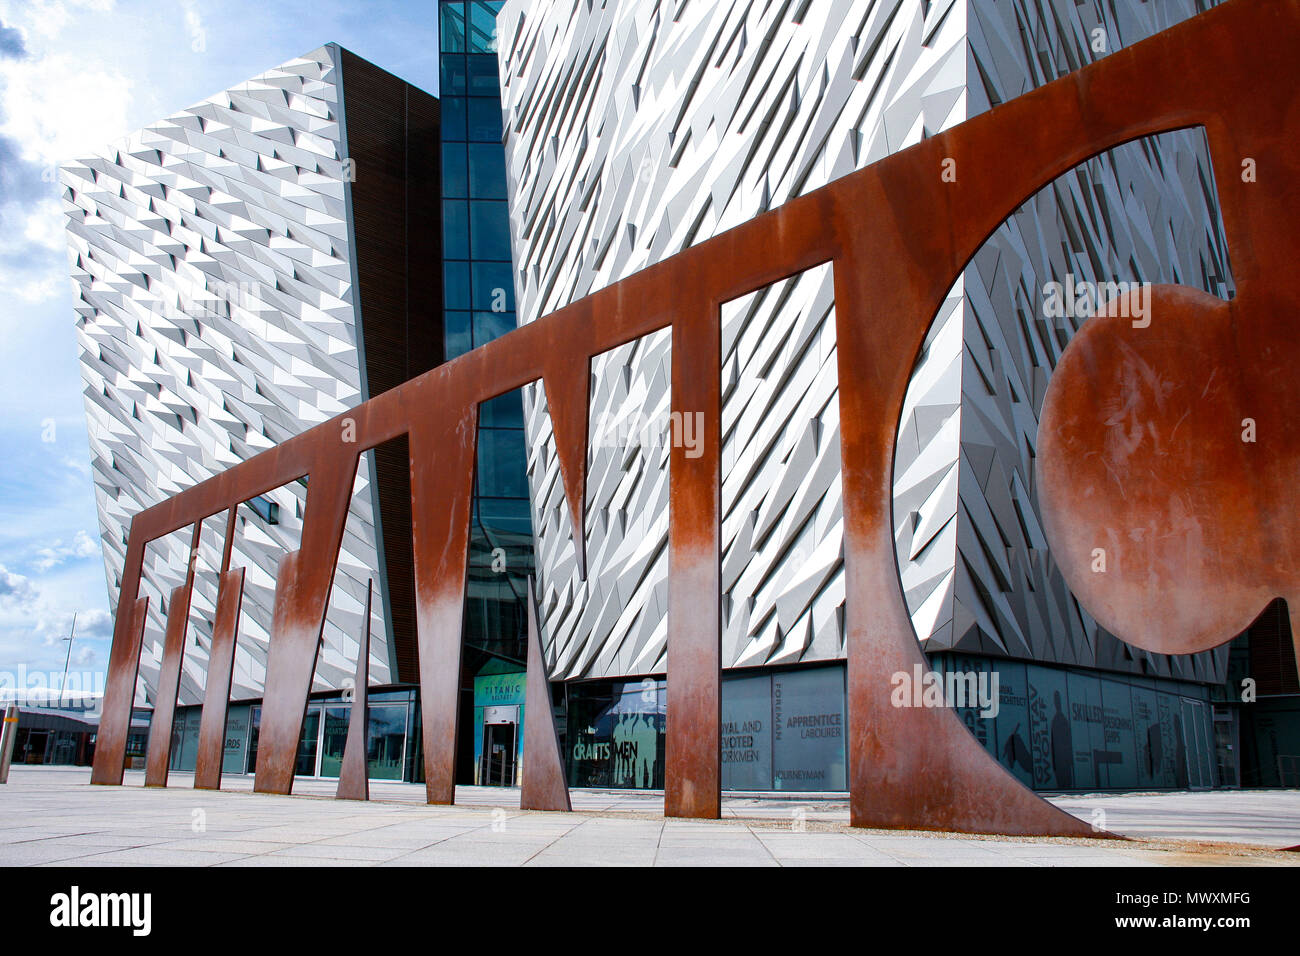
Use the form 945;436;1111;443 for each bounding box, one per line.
91;0;1298;835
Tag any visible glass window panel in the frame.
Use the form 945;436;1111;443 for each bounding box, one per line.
480;389;523;428
440;54;467;96
566;680;665;789
367;705;407;780
370;689;413;703
476;428;529;498
471;261;514;311
468;2;503;54
467;53;500;94
445;261;471;310
446;310;472;359
468;143;508;199
441;96;467;142
443;199;469;258
473;309;515;347
440;1;466;54
442;142;468;198
467;96;503;142
222;706;249;773
771;667;846;791
246;706;261;772
478;496;532;534
721;673;772;790
469;200;510;260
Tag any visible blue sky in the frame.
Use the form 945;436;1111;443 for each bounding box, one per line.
0;0;440;695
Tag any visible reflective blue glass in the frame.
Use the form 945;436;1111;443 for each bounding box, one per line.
467;96;503;142
469;200;511;259
444;261;471;310
471;261;514;311
473;310;515;347
443;200;469;257
445;311;473;359
468;143;507;199
441;96;467;141
467;55;500;95
478;497;532;534
480;390;524;428
442;143;468;198
468;1;503;54
476;429;529;498
440;2;466;53
440;54;467;96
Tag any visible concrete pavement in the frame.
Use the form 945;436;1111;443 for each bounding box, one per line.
0;766;1296;866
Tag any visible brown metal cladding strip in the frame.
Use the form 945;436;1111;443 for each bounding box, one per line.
520;578;571;812
194;565;245;790
336;579;372;801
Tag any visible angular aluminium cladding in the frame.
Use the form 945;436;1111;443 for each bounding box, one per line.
497;0;1232;682
63;45;440;707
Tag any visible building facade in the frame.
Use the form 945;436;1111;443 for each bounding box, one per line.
62;29;533;785
495;0;1290;792
66;1;1297;793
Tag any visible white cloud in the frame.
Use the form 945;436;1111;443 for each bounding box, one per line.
0;564;36;607
0;52;132;167
31;529;99;572
2;0;116;43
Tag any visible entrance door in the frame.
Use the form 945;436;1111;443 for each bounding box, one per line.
1213;705;1240;788
319;705;350;778
295;707;321;777
480;705;518;786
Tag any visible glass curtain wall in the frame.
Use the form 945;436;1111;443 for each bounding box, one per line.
440;0;534;671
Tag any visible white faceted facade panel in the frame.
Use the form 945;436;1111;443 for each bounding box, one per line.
501;0;969;679
503;0;1233;684
63;46;390;706
945;0;1232;682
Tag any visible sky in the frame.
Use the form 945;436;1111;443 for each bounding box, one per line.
0;0;440;700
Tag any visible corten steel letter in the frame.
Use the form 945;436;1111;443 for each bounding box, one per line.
91;0;1298;834
254;448;360;794
92;538;147;784
664;305;723;819
193;568;244;789
336;580;372;801
410;406;478;805
144;521;202;787
194;508;244;790
520;578;571;812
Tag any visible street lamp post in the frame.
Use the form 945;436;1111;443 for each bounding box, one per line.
59;613;76;709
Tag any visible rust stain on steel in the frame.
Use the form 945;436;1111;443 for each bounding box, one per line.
144;521;202;787
194;507;242;790
1039;290;1300;662
336;579;372;801
520;578;571;812
91;0;1296;834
